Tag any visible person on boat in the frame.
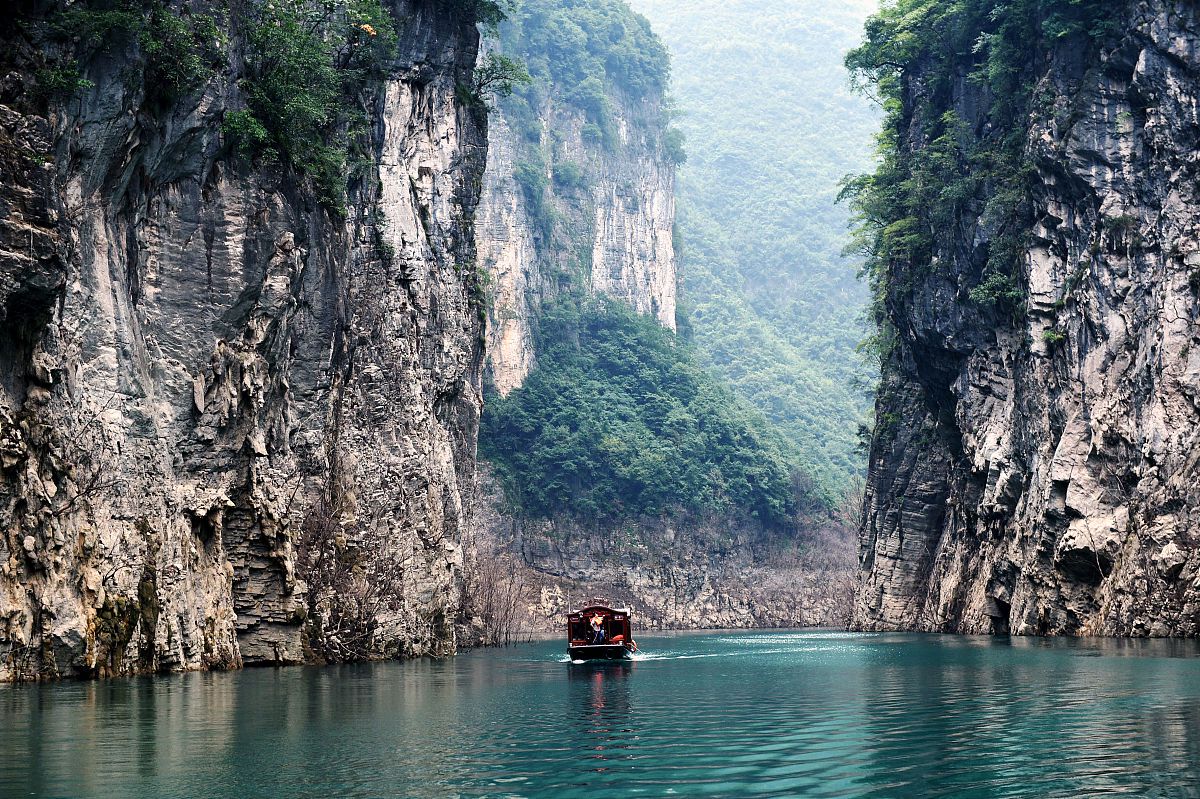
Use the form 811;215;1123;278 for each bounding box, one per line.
589;614;606;644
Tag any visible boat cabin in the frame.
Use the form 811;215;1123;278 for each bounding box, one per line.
567;604;636;660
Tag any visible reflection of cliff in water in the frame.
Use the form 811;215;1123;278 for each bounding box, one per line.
568;663;636;773
4;634;1200;797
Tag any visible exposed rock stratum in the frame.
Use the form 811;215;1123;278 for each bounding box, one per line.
0;1;487;681
856;1;1200;637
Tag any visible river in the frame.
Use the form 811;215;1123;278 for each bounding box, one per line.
2;630;1199;798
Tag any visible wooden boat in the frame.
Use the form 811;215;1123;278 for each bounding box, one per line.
567;604;637;661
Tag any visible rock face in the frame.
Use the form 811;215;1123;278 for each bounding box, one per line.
476;86;677;395
470;466;855;633
471;24;786;629
856;1;1200;636
471;29;833;627
0;2;487;681
469;10;859;631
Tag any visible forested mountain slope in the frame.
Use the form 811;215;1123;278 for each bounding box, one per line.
475;0;679;396
630;0;879;495
470;0;854;632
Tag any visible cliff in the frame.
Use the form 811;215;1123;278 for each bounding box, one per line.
0;0;488;681
476;60;677;395
852;0;1200;636
471;465;855;634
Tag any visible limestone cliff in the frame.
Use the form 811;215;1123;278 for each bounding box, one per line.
0;0;488;681
471;466;856;632
854;1;1200;636
476;67;677;395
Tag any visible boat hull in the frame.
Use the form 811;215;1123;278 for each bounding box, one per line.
568;644;632;661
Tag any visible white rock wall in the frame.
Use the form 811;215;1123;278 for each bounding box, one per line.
856;1;1200;637
476;92;677;395
0;0;487;681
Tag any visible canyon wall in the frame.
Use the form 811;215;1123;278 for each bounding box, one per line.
476;81;677;395
0;0;488;681
855;0;1200;636
470;466;855;633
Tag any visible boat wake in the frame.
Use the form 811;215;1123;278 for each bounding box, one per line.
554;631;884;663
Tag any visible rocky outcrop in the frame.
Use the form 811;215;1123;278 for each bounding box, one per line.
469;466;855;632
511;525;854;632
0;1;487;681
856;1;1200;636
476;83;677;394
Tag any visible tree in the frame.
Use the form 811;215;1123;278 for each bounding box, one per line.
472;52;531;104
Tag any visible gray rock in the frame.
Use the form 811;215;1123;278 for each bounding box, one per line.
856;1;1200;637
476;77;677;395
0;2;487;681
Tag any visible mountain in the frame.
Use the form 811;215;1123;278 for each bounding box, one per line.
469;0;854;633
629;0;879;496
0;0;491;681
476;0;679;395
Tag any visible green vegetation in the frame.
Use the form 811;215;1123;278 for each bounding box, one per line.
661;127;686;165
969;271;1025;309
226;0;398;213
33;64;94;101
40;0;416;212
140;8;225;103
479;0;803;528
465;52;531;107
441;0;513;31
1041;329;1065;345
487;0;678;244
50;6;140;48
551;161;587;190
45;2;223;105
222;110;270;157
482;297;806;527
629;0;879;495
482;0;851;522
497;0;672;147
500;0;668;101
513;156;554;238
841;0;1121;338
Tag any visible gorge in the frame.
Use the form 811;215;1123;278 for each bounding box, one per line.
5;1;1200;796
2;0;1200;690
0;0;866;682
468;0;875;632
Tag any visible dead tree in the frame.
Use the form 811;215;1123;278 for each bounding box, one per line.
462;545;534;647
294;487;408;663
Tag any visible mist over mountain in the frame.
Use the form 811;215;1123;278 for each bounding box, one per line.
630;0;879;495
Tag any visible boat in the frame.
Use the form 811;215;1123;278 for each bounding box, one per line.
567;604;637;661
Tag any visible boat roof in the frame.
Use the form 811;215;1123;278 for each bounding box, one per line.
569;605;632;615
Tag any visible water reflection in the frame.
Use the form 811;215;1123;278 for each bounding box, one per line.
851;635;1200;797
1;632;1199;798
0;670;243;798
569;662;634;772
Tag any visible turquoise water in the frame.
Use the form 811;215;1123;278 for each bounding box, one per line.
3;630;1200;798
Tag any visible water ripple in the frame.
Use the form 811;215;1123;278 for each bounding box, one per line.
2;631;1200;798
